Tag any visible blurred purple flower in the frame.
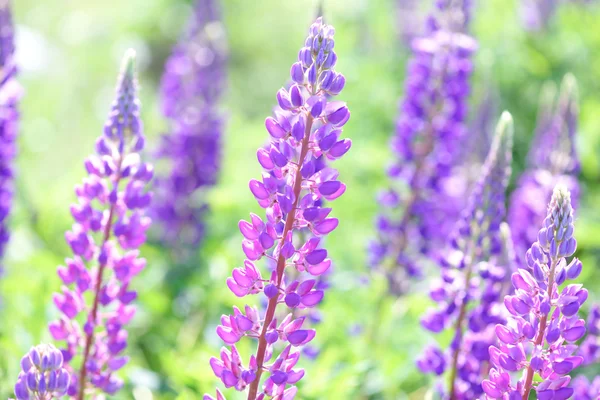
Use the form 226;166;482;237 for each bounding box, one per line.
520;0;595;31
520;0;560;31
0;0;21;274
397;0;473;45
206;17;350;400
572;376;600;399
47;51;152;398
418;113;513;399
509;74;579;266
579;305;600;364
14;344;70;400
370;0;477;292
483;185;586;399
152;0;227;247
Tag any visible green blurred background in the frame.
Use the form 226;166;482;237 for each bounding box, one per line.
1;0;600;398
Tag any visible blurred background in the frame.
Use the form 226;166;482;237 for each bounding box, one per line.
1;0;600;398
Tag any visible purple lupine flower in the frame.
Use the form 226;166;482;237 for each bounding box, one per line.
579;305;600;364
482;185;586;399
152;0;227;247
509;74;579;265
0;0;21;274
572;376;600;399
418;113;513;399
14;344;71;400
47;50;152;399
369;0;477;291
206;17;350;400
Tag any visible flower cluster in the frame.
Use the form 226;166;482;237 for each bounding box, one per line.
47;50;153;398
152;0;227;247
206;17;350;400
0;0;21;273
483;185;587;399
369;0;477;290
418;113;514;399
509;74;579;265
14;344;71;400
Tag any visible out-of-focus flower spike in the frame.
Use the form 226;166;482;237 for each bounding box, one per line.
419;113;514;399
152;0;227;248
370;0;477;292
572;375;600;399
0;0;20;277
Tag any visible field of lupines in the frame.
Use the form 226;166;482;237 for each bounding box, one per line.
1;0;600;399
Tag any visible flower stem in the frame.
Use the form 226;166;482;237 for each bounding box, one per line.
521;257;558;400
246;115;314;400
77;157;123;400
448;262;474;400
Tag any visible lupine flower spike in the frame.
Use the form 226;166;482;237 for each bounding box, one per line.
153;0;227;247
369;0;476;291
509;74;579;265
418;112;514;399
206;17;350;400
47;50;153;398
483;185;586;399
14;344;71;400
0;0;21;273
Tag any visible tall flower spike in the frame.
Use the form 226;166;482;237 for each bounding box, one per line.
418;113;514;399
483;185;586;399
369;0;476;292
48;50;153;398
206;17;350;400
509;74;580;266
152;0;227;247
0;0;21;275
14;344;71;400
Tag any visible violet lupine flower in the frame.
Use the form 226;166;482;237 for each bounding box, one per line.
0;0;20;274
152;0;226;247
482;185;587;399
47;50;152;399
572;376;600;399
509;74;579;265
418;112;513;399
206;17;350;400
369;0;476;290
14;344;71;400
